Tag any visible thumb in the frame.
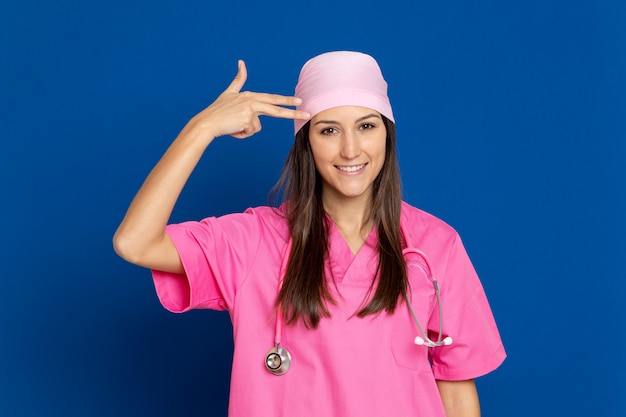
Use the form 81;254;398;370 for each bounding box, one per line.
225;60;247;93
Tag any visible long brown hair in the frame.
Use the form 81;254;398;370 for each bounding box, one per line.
270;116;407;328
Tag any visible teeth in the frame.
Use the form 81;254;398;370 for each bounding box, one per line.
337;164;366;172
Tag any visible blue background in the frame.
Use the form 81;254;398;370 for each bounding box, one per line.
1;0;624;416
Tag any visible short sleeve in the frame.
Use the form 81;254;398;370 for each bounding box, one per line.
151;209;265;313
429;233;506;380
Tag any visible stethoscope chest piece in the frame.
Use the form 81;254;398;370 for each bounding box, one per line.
265;344;291;375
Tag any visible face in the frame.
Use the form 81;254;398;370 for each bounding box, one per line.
308;106;387;205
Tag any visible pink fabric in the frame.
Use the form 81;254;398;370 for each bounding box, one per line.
294;51;394;134
152;203;506;417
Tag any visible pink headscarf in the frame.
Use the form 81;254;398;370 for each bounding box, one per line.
294;51;394;134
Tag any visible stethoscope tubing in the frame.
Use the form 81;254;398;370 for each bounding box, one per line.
400;222;452;348
273;239;292;348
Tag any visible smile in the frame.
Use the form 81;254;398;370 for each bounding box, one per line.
336;163;367;173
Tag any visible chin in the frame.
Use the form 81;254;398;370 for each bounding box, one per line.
336;187;372;200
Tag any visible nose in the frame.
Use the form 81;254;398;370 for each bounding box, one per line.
340;130;361;159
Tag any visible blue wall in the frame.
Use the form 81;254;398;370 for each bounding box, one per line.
1;0;624;415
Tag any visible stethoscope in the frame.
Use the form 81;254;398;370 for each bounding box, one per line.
264;222;453;376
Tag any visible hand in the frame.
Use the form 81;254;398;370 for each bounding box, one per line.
190;60;310;140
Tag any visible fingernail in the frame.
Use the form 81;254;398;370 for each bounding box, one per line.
302;112;311;119
294;97;302;105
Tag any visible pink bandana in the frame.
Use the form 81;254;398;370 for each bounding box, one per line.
294;51;394;134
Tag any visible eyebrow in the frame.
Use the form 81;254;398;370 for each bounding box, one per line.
313;113;382;126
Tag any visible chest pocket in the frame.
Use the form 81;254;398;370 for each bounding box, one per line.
391;258;437;374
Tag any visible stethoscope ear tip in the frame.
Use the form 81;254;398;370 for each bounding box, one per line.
414;336;453;347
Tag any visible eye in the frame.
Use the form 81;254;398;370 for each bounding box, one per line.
359;122;376;130
320;127;337;135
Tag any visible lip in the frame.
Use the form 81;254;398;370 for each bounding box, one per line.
335;163;368;173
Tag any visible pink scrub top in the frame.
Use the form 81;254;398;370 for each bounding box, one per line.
152;202;506;417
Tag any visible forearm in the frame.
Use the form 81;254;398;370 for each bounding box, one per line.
436;379;480;417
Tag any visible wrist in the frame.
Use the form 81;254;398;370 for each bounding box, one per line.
179;116;218;148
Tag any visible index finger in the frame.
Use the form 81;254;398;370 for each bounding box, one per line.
255;101;311;121
225;60;248;93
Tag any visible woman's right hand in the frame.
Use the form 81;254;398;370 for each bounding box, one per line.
113;60;309;273
184;60;310;143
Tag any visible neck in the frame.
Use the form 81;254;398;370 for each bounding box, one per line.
322;192;374;240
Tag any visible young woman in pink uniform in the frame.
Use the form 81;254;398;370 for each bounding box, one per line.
114;51;505;416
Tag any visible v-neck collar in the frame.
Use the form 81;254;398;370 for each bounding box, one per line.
326;220;378;283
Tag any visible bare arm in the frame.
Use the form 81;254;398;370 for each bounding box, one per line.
113;60;309;273
436;379;481;417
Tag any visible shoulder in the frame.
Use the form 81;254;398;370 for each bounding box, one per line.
400;201;457;235
243;205;287;227
213;205;289;241
399;201;462;253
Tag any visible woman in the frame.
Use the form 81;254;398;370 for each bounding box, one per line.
114;51;505;417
